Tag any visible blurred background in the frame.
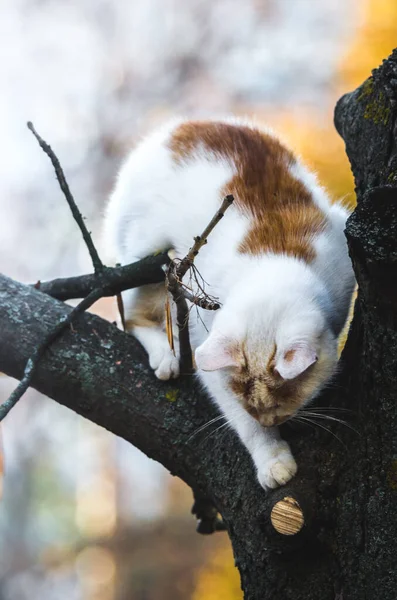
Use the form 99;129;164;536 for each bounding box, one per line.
0;0;395;598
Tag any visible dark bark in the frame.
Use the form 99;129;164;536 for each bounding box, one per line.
35;252;170;301
330;50;397;599
1;49;397;599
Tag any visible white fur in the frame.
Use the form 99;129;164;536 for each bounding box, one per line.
103;118;355;490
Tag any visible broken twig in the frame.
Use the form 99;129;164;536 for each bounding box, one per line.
182;288;220;310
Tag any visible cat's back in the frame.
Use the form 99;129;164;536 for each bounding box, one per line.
105;118;344;267
105;118;245;262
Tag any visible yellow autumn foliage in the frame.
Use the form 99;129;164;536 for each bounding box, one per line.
192;544;242;600
339;0;397;90
272;112;355;209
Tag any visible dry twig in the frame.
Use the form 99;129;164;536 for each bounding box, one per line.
177;194;234;279
167;268;194;373
182;288;220;311
167;194;234;373
1;124;113;420
27;121;104;274
116;293;127;331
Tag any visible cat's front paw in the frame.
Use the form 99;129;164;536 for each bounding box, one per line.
257;443;297;490
149;346;180;381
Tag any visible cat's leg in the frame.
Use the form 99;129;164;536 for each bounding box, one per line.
226;400;296;489
123;283;180;381
203;375;297;489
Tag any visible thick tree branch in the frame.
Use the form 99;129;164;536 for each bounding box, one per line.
0;286;103;420
34;253;171;300
0;274;329;598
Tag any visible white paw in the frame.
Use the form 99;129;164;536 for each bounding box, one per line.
257;443;297;490
149;347;180;381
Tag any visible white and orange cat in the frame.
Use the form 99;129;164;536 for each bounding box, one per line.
104;118;355;490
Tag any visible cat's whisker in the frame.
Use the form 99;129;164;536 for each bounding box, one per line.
296;415;347;449
300;411;360;435
302;410;352;423
307;406;353;413
202;414;243;444
292;415;318;431
189;407;243;443
187;414;227;441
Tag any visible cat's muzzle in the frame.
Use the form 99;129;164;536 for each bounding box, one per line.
259;413;292;427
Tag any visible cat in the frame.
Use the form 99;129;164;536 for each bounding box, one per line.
104;118;355;490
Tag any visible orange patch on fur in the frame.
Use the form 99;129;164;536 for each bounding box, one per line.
169;121;327;262
284;349;296;362
125;283;166;331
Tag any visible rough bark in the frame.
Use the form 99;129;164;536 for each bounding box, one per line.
330;49;397;599
1;49;397;599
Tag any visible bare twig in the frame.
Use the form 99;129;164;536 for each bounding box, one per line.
176;194;234;279
0;287;103;421
182;288;220;310
0;124;113;419
167;194;234;373
167;269;193;373
27;121;104;274
116;293;126;331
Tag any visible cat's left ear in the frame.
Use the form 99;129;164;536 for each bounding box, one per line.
275;343;317;380
195;333;242;372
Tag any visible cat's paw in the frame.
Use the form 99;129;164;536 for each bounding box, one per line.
257;443;297;490
149;346;180;380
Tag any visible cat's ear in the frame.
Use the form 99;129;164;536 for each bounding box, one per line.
195;334;241;372
275;344;317;380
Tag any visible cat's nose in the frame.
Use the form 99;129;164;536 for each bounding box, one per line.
260;413;290;427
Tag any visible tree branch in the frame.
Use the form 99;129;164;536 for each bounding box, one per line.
166;194;234;372
0;273;326;598
167;267;194;373
34;253;171;301
27;121;104;274
176;194;234;279
0;287;103;420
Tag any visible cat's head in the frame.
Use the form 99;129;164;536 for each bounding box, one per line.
195;296;337;427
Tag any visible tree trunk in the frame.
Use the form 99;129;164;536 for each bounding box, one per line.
1;50;397;599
